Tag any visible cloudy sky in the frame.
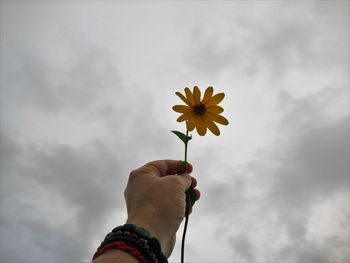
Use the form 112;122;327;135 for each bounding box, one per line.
0;1;349;263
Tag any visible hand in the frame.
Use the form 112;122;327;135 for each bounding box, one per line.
124;159;200;257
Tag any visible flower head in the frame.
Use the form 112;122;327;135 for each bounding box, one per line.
173;86;229;136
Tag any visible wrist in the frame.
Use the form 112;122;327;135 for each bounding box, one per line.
92;248;139;263
126;216;172;257
93;224;168;263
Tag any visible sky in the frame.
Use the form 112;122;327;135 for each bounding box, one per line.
0;1;349;263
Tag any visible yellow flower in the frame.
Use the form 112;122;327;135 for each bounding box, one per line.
173;86;229;136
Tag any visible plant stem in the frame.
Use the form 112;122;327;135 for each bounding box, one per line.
181;128;189;263
184;129;188;164
181;212;189;263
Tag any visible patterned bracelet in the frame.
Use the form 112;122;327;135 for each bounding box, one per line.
93;224;168;263
93;241;148;263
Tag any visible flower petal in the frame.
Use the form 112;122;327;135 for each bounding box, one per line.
172;105;192;113
207;93;225;107
205;117;220;136
206;105;224;114
184;87;194;106
175;92;192;106
202;86;214;104
193;86;201;105
177;112;193;122
186;118;196;131
194;116;207;136
209;113;229;125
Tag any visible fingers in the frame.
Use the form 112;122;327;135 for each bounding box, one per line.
177;173;201;201
142;159;193;177
191;176;197;188
132;160;200;200
194;188;201;201
175;172;192;190
189;176;200;200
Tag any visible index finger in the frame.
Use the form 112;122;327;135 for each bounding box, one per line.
143;159;193;177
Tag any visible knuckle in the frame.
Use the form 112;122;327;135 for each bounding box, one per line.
172;175;188;188
129;169;138;179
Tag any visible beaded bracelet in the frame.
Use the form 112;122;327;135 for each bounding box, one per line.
93;224;168;263
94;241;148;263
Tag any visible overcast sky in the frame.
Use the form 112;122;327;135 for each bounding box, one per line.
0;1;349;263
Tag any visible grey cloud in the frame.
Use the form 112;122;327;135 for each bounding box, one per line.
0;134;128;262
1;2;348;263
185;3;350;258
272;115;349;211
276;85;349;134
271;85;349;211
228;233;254;262
201;85;349;261
269;89;349;261
201;174;246;215
1;26;180;261
187;25;237;75
281;214;308;243
279;243;329;263
187;1;349;78
3;30;174;158
2;35;121;114
295;246;329;263
1;212;85;263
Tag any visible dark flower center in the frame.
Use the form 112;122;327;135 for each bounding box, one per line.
193;103;206;115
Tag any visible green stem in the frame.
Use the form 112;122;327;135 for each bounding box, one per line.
181;212;189;263
184;129;189;164
181;128;189;263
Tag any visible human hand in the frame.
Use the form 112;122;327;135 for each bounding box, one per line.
124;159;200;257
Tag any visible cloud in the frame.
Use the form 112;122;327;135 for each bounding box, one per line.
1;2;348;263
187;1;349;79
0;29;181;263
0;133;129;262
268;87;349;262
268;89;349;261
2;35;122;114
271;86;349;209
229;232;254;262
196;84;349;262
